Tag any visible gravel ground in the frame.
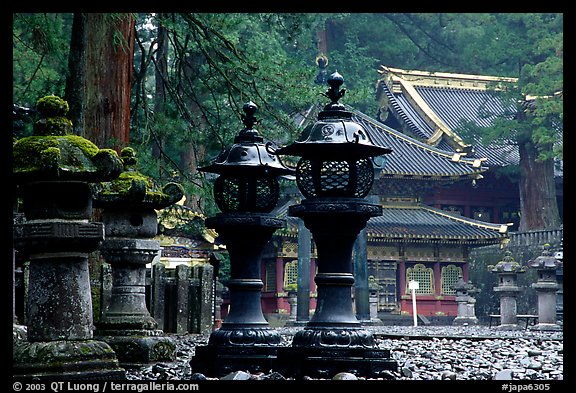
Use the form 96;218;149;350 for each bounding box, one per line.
124;325;563;381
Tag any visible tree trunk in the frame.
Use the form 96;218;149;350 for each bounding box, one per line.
518;139;561;231
64;13;86;137
83;13;135;151
153;15;168;179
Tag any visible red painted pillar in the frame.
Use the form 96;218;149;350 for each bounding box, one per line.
434;262;442;315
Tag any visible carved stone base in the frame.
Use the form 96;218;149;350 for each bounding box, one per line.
13;335;125;380
452;316;479;325
94;331;176;367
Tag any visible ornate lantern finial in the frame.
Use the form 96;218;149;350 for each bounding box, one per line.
199;101;294;213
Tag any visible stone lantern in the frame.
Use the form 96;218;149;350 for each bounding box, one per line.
12;95;125;379
527;244;562;331
91;147;184;366
190;101;294;377
488;251;526;330
275;72;397;378
451;274;480;326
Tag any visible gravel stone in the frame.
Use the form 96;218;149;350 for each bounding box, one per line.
123;325;563;381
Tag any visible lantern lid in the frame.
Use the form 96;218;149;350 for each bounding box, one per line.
199;101;294;177
489;251;526;273
275;72;392;160
92;147;184;209
12;95;123;184
528;244;562;270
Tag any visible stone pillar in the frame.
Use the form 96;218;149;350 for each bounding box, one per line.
213;280;224;330
368;276;382;324
12;95;125;380
452;275;479;325
296;218;311;323
489;251;525;331
354;228;370;322
92;147;184;366
528;245;562;331
191;214;284;376
287;292;298;321
150;262;166;330
369;293;380;322
277;199;397;378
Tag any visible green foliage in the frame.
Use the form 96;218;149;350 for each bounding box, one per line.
14;13;562;219
13;14;71;107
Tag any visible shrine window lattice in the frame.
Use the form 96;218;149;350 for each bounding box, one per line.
440;264;462;295
264;260;277;292
283;260;298;290
405;263;434;295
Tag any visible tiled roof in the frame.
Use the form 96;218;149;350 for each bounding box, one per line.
350;110;487;180
272;198;508;244
376;65;521;167
292;103;487;181
367;204;508;243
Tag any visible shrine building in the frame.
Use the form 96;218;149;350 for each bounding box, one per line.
258;66;541;320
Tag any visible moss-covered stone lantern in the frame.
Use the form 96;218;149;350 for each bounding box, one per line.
527;244;562;331
12;95;125;380
190;101;294;377
275;73;397;378
91;147;184;366
488;251;526;330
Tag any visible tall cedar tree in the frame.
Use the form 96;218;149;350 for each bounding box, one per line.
83;13;135;151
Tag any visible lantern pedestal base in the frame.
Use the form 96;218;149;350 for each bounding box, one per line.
281;198;397;378
94;331;176;367
13;334;125;380
190;213;285;377
275;345;397;379
191;344;279;378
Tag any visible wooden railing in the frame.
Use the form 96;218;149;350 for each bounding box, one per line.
507;227;563;247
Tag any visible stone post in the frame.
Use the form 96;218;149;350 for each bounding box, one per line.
368;276;382;324
287;291;298;322
12;95;125;380
354;228;370;322
489;251;526;331
296;218;311;323
92;147;184;366
452;275;479;325
528;245;562;331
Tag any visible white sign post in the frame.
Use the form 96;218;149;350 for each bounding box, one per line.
408;280;419;327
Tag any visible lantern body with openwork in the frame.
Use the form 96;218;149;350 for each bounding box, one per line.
214;174;280;213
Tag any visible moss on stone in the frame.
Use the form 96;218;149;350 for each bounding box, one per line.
13;135;101;174
93;147;184;208
36;95;69;117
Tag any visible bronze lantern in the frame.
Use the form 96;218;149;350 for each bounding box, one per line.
191;101;294;377
275;72;397;378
